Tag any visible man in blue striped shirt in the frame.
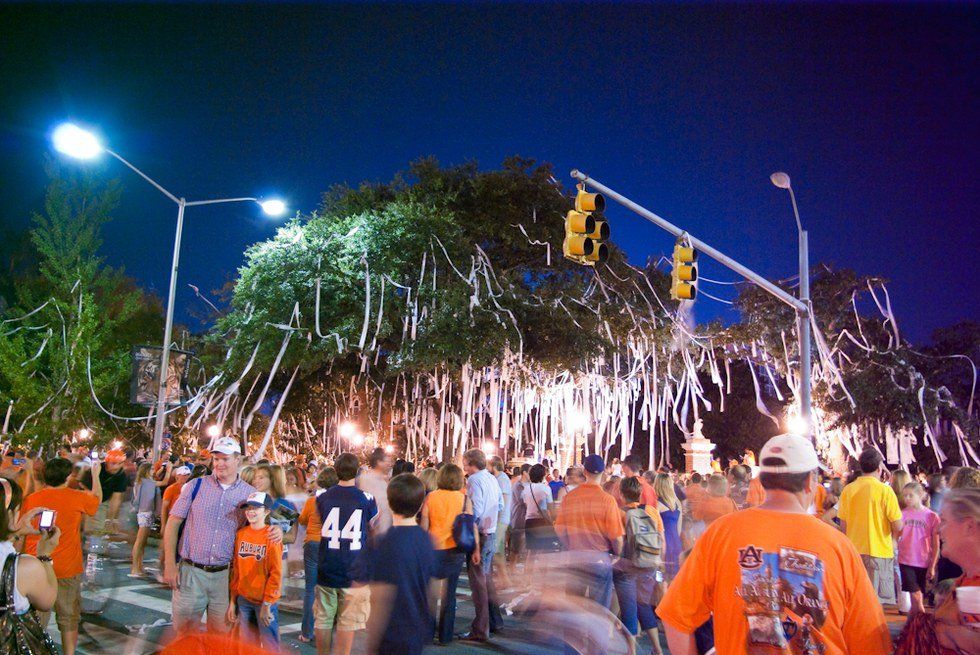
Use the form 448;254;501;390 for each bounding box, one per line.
459;448;504;642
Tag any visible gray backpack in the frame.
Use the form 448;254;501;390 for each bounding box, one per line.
624;505;664;569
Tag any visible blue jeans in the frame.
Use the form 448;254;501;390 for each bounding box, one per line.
568;553;614;609
435;549;466;644
302;541;319;639
466;532;503;638
237;597;279;648
613;568;659;635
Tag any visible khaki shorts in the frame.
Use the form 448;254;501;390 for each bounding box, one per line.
314;584;370;631
861;554;897;605
38;574;82;631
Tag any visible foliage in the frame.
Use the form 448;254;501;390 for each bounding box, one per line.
0;164;163;447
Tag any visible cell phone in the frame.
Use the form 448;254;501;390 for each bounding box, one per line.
90;450;100;460
655;570;664;583
39;510;56;531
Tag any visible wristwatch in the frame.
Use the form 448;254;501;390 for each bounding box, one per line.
37;555;53;563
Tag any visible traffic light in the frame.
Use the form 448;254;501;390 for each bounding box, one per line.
671;240;698;300
564;184;607;265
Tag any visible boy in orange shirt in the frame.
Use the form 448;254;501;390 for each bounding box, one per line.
227;491;283;648
657;433;892;655
23;456;102;655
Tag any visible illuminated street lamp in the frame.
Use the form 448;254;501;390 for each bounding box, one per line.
384;444;394;454
770;171;812;437
482;440;497;455
78;428;91;440
53;121;287;461
206;424;222;439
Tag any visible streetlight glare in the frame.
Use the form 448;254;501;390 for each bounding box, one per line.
770;171;792;189
260;199;287;217
52;123;103;160
206;424;222;438
786;413;809;435
339;421;356;439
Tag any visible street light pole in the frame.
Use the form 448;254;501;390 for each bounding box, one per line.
772;173;812;436
52;123;287;462
152;196;186;460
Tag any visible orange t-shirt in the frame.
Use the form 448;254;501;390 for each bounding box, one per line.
811;484;827;516
425;489;466;551
22;487;100;579
657;508;892;655
298;495;322;544
745;476;766;507
162;481;184;519
554;483;625;553
230;525;283;604
693;494;738;525
685;483;706;512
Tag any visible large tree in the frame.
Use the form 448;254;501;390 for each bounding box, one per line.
0;165;163;447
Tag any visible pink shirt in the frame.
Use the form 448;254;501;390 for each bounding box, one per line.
897;506;939;567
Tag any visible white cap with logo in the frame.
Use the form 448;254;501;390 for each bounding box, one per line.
759;433;827;474
211;436;242;456
173;466;191;476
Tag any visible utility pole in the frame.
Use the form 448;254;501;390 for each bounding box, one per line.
570;169;813;436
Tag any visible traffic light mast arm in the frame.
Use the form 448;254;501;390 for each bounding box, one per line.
570;169;807;315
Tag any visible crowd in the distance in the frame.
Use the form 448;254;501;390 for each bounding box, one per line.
0;436;978;655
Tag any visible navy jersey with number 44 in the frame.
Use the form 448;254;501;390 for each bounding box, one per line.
316;484;378;587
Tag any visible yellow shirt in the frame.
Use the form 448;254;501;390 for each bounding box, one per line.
837;476;902;558
657;508;892;655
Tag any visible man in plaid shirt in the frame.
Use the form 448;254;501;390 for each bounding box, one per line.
163;437;282;634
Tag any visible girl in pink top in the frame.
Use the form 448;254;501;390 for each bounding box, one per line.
898;482;940;613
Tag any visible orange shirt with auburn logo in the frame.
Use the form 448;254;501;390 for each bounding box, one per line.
23;487;100;579
657;508;892;655
230;525;283;604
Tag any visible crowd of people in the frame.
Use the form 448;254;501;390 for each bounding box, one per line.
0;435;978;655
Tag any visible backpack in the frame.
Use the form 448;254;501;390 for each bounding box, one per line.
624;505;663;570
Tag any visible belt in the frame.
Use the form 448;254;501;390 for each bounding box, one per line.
183;559;229;573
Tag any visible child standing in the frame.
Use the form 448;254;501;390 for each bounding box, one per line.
898;481;940;614
365;473;436;655
227;491;283;648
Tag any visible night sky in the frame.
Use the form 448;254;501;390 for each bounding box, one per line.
1;3;976;344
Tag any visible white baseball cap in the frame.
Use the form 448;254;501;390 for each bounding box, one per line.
241;491;274;510
759;433;827;474
211;436;242;456
173;466;191;476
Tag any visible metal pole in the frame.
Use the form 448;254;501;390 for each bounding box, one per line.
571;170;807;314
798;230;812;434
152;198;186;461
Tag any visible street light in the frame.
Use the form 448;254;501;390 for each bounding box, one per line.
770;171;812;437
53;121;288;461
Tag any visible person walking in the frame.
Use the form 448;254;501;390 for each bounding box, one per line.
297;467;337;643
420;463;469;645
554;454;624;610
130;460;172;577
488;456;512;590
162;437;261;635
838;447;903;606
692;474;738;526
657;434;893;655
357;448;392;537
314;453;377;655
652;472;683;581
458;448;503;643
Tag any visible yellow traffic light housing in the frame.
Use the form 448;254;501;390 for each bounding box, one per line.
564;183;608;265
563;210;595;258
671;241;698;300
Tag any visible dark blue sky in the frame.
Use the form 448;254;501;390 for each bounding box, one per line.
2;3;976;344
